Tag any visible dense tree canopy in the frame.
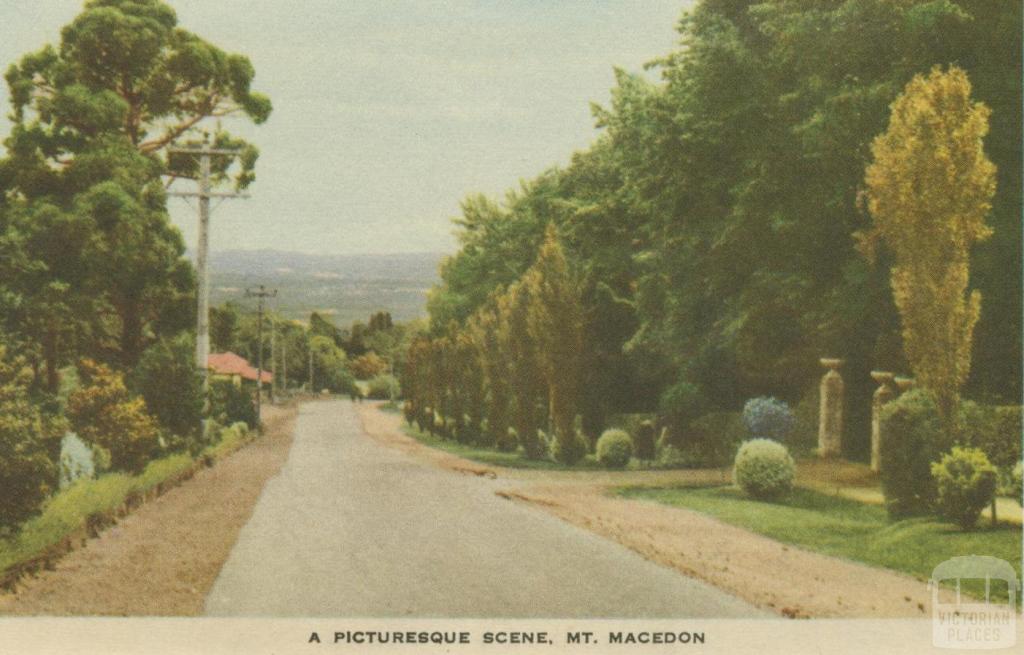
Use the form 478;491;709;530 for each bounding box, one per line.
0;0;271;388
420;0;1020;459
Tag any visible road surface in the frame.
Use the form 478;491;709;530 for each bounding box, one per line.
205;400;764;617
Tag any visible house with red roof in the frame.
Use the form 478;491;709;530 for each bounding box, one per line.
208;352;272;386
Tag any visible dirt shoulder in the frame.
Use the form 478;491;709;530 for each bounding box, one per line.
359;403;959;619
0;404;297;616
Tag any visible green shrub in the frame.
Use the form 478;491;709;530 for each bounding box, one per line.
209;379;257;429
656;443;689;468
742;396;795;441
964;405;1021;471
128;334;204;453
678;411;746;467
366;374;400;400
550;430;587;465
879;389;949;518
0;348;59;531
323;365;358;396
655;438;725;469
790;387;820;455
658;381;708;441
1013;461;1023;505
733;439;795;500
634;420;657;461
133;453;195;495
68;360;161;475
203;421;252;460
596;429;633;468
931;447;997;530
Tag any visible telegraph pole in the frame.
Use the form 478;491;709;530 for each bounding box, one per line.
270;317;277;402
168;142;249;387
281;323;288;396
246;285;277;423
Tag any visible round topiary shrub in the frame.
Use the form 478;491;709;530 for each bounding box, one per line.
596;429;633;468
742;396;795;441
733;438;796;500
931;447;997;530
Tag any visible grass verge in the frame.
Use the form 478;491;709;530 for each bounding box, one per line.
403;424;605;470
619;485;1023;601
0;423;255;576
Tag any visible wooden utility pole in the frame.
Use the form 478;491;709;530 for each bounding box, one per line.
309;346;314;393
246;285;277;422
270;316;277;402
168;141;249;386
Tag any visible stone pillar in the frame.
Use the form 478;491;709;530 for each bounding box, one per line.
869;371;896;473
818;358;844;457
893;376;915;394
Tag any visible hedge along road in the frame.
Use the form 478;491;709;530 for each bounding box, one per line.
204;400;765;617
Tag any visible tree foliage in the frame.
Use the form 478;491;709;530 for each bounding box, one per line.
0;0;271;385
525;225;585;463
67;358;160;474
128;332;204;451
862;65;995;432
413;0;1020;463
0;347;59;531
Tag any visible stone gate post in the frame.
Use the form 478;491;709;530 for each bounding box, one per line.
869;371;896;472
818;358;844;457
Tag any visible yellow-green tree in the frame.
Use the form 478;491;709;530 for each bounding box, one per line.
497;280;547;459
451;326;485;444
525;224;586;464
468;303;515;451
862;66;996;432
67;359;160;474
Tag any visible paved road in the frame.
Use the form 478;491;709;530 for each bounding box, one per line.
205;400;764;617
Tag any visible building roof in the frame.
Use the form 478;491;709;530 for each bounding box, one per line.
208;352;272;383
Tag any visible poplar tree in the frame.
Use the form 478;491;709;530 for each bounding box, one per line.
862;66;996;433
525;224;585;464
497;281;547;459
401;336;432;432
457;329;486;444
468;304;514;451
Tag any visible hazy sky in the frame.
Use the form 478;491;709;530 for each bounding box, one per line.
0;1;693;255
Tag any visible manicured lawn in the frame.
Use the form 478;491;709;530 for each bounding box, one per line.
403;425;605;470
619;485;1023;601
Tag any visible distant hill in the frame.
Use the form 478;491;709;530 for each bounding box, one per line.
195;249;445;326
